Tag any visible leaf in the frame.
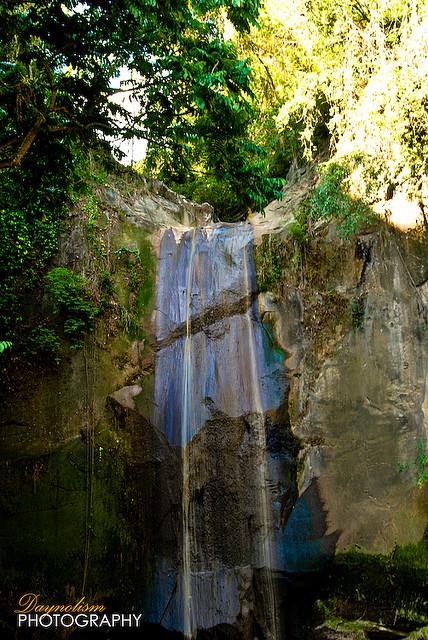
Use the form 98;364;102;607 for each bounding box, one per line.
0;340;12;353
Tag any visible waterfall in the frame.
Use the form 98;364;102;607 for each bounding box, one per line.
182;229;196;638
243;243;279;640
151;222;287;638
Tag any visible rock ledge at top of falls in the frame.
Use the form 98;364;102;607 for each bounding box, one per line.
96;175;214;232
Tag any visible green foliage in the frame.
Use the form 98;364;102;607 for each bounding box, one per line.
0;1;271;217
406;626;428;639
0;208;31;270
114;240;155;339
321;543;428;628
287;215;309;247
234;1;333;172
234;0;428;223
254;207;311;295
142;94;284;219
0;135;84;343
99;269;114;311
27;326;61;365
0;340;12;353
398;442;428;488
308;161;373;236
254;235;286;294
45;267;99;348
415;443;428;488
85;194;100;230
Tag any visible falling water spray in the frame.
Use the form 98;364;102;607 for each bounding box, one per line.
153;224;286;637
182;229;196;639
243;239;279;640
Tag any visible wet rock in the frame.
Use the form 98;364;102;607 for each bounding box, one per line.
154;226;287;445
155;224;254;340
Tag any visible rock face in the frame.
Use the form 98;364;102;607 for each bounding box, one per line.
0;174;427;638
257;226;428;553
0;180;216;630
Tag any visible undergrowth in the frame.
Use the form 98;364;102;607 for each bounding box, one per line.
306;159;375;236
319;542;428;630
45;267;99;348
398;441;428;488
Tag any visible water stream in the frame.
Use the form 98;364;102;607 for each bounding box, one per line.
149;222;289;637
182;229;196;638
243;242;279;640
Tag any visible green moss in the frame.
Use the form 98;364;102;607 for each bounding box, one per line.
111;228;156;340
0;140;91;346
254;235;287;295
0;424;133;599
350;295;366;329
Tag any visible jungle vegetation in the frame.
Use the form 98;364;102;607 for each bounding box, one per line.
0;0;427;350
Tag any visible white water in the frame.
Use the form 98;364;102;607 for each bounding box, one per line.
182;229;196;639
152;223;286;637
243;243;279;640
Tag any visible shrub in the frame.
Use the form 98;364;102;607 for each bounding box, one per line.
319;543;428;629
45;267;99;347
398;442;428;488
27;327;61;364
309;161;373;236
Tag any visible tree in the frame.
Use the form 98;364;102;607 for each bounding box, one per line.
0;1;283;215
233;0;428;220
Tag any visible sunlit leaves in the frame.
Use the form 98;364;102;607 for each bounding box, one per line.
0;0;263;171
0;340;12;353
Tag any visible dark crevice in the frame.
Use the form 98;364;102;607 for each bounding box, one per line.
355;238;373;287
156;292;257;350
416;277;428;288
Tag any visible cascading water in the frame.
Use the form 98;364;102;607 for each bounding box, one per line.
148;222;290;638
243;243;279;640
182;229;196;639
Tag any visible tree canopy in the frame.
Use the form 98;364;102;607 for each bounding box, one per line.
0;0;284;215
235;0;428;215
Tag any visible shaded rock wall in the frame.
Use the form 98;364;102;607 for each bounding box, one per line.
0;180;211;616
256;225;428;553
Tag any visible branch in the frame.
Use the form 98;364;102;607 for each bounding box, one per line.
0;137;19;151
0;88;58;170
0;113;46;169
107;82;149;96
255;53;277;95
47;124;73;133
243;38;277;97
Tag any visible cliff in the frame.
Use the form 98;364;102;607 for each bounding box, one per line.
0;168;427;638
